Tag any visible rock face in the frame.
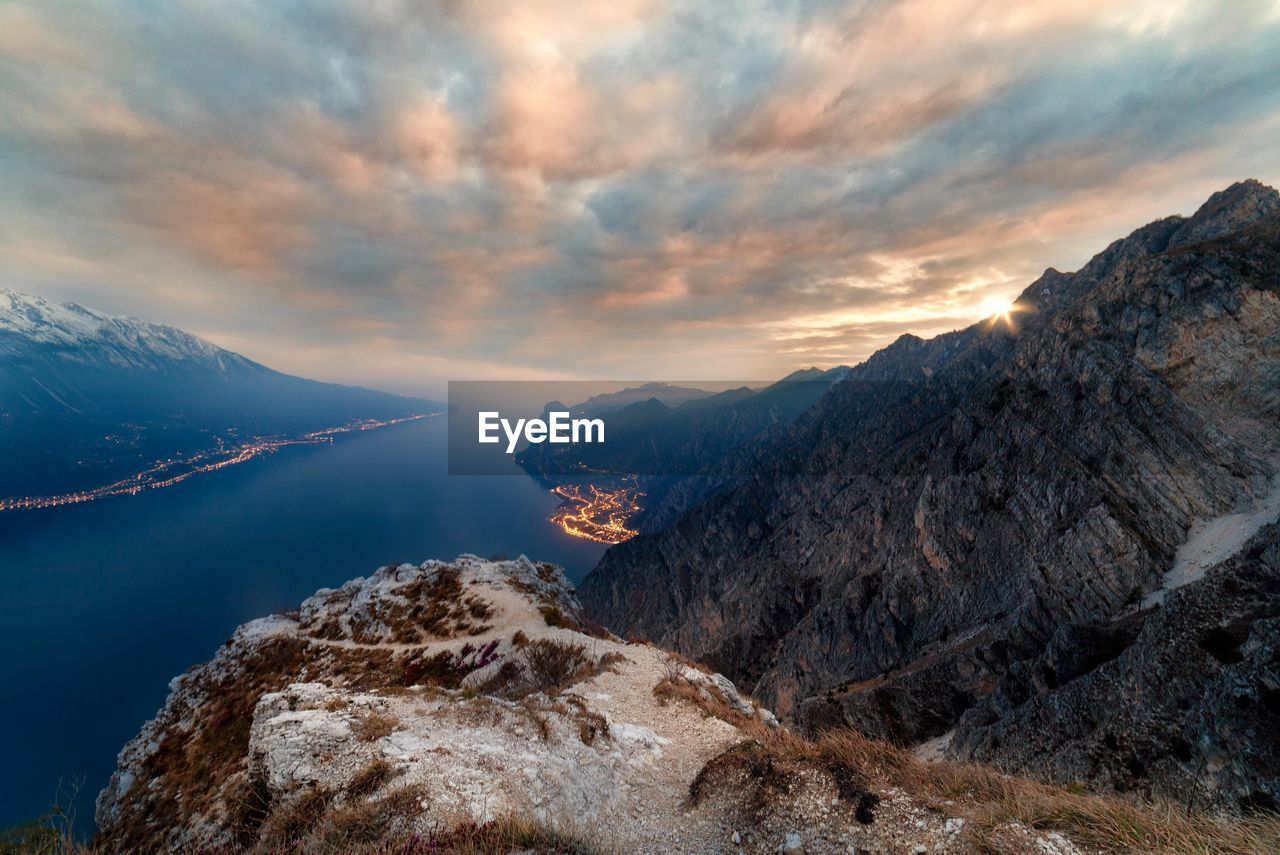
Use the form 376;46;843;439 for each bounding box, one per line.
95;556;756;851
579;180;1280;811
97;555;1103;854
952;522;1280;812
102;555;1008;854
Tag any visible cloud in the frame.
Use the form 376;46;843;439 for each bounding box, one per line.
0;0;1278;395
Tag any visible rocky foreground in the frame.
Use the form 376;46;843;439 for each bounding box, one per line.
90;555;1276;854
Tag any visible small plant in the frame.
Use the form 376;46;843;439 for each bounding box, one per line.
416;813;597;854
539;605;577;630
660;653;686;683
563;695;610;746
354;712;401;742
577;615;615;640
0;778;87;855
523;639;594;695
347;759;395;798
258;785;332;848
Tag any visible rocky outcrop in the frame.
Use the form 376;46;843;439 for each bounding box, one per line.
579;180;1280;810
951;522;1280;813
101;555;1073;854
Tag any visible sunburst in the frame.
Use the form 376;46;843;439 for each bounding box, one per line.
980;295;1024;333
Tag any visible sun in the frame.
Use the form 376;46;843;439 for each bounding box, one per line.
980;295;1022;332
981;295;1014;317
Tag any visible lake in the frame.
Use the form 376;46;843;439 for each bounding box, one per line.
0;416;607;831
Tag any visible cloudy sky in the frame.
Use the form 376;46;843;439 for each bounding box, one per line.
2;0;1279;396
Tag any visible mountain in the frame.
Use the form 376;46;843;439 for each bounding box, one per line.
516;367;850;531
92;555;1240;854
579;180;1280;811
570;381;715;415
0;290;437;499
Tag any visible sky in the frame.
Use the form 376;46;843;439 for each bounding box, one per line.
2;0;1279;398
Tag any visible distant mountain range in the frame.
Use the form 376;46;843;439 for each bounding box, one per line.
516;367;849;529
567;381;722;414
0;290;437;499
581;180;1280;811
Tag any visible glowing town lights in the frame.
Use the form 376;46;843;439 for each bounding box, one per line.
0;415;432;513
549;480;643;544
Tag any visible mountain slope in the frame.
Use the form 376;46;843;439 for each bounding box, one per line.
94;555;1249;855
0;290;435;498
578;180;1280;811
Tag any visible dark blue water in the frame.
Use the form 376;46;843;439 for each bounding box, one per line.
0;416;606;831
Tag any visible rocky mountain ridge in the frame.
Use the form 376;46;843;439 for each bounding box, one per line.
579;180;1280;813
93;555;1146;854
0;289;234;369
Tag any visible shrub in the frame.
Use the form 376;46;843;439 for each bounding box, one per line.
475;660;525;697
475;641;627;700
399;650;477;688
348;759;395;798
258;785;333;848
354;712;401;742
538;605;576;630
522;639;594;695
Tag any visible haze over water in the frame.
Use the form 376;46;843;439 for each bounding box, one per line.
0;416;606;830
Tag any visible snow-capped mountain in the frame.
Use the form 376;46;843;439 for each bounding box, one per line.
0;289;233;369
0;289;434;499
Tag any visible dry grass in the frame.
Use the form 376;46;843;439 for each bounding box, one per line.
522;639;593;694
304;565;495;646
348;759;395;799
258;785;333;849
476;640;626;699
538;605;576;630
256;805;596;854
536;605;613;641
561;695;610;746
701;727;1280;855
652;674;754;730
353;712;402;742
4;809;600;855
413;813;599;854
99;636;309;852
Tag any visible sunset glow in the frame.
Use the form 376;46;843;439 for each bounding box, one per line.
1;2;1278;394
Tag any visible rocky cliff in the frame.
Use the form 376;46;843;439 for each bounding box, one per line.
93;555;1169;854
579;180;1280;813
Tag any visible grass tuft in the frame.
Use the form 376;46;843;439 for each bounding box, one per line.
692;727;1280;855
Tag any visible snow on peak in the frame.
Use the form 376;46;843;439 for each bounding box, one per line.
0;288;229;367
